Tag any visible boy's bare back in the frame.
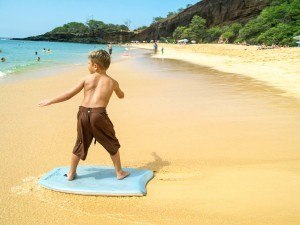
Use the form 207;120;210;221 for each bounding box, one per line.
38;50;124;108
81;73;124;108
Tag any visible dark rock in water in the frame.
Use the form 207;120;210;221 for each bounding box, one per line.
134;0;271;41
12;31;134;44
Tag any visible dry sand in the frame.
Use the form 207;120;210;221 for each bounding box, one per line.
1;50;300;225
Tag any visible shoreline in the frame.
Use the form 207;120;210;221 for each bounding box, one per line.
0;39;125;81
0;63;86;84
0;54;125;85
130;43;300;100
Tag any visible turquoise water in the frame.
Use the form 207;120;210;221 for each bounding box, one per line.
0;39;124;79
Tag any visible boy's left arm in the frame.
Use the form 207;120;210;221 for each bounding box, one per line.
38;77;85;107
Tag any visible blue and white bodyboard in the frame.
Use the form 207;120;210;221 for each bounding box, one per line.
39;165;154;196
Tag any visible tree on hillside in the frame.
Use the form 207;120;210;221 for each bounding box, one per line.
257;23;296;45
187;15;207;42
220;23;243;42
52;22;89;34
173;26;186;39
172;15;207;42
238;0;300;45
124;19;131;31
152;17;165;24
135;26;148;31
177;8;184;13
182;27;193;39
167;12;176;18
206;27;223;42
86;20;106;36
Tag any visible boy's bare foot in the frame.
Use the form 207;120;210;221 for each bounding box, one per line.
64;172;77;181
117;171;130;180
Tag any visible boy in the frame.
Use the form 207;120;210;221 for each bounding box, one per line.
38;50;130;181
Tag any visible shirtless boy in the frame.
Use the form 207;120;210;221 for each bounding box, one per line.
38;50;130;181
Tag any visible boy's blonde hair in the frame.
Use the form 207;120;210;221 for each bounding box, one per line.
88;50;111;70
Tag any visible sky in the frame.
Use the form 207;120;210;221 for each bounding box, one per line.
0;0;200;38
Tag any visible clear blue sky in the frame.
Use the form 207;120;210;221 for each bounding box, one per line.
0;0;200;38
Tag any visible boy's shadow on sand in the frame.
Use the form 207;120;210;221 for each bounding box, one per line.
136;152;170;174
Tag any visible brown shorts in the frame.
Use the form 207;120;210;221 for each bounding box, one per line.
72;106;121;160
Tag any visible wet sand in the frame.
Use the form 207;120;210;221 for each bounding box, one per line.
1;50;300;225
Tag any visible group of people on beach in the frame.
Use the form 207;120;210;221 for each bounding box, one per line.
257;43;290;50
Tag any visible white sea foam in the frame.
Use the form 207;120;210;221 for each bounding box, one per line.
0;71;7;77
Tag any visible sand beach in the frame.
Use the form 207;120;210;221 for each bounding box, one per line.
131;43;300;100
1;48;300;225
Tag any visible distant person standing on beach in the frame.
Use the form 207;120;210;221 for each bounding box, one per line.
161;47;164;54
108;44;113;55
153;42;158;54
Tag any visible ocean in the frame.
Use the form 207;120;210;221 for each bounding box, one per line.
0;39;124;81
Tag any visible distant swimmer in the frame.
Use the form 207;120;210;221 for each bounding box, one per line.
43;48;46;52
1;57;6;62
0;49;2;53
36;57;41;62
47;49;51;53
35;51;38;55
153;41;158;54
108;44;112;55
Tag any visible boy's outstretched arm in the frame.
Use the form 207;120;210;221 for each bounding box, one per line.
38;77;85;107
113;80;124;99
